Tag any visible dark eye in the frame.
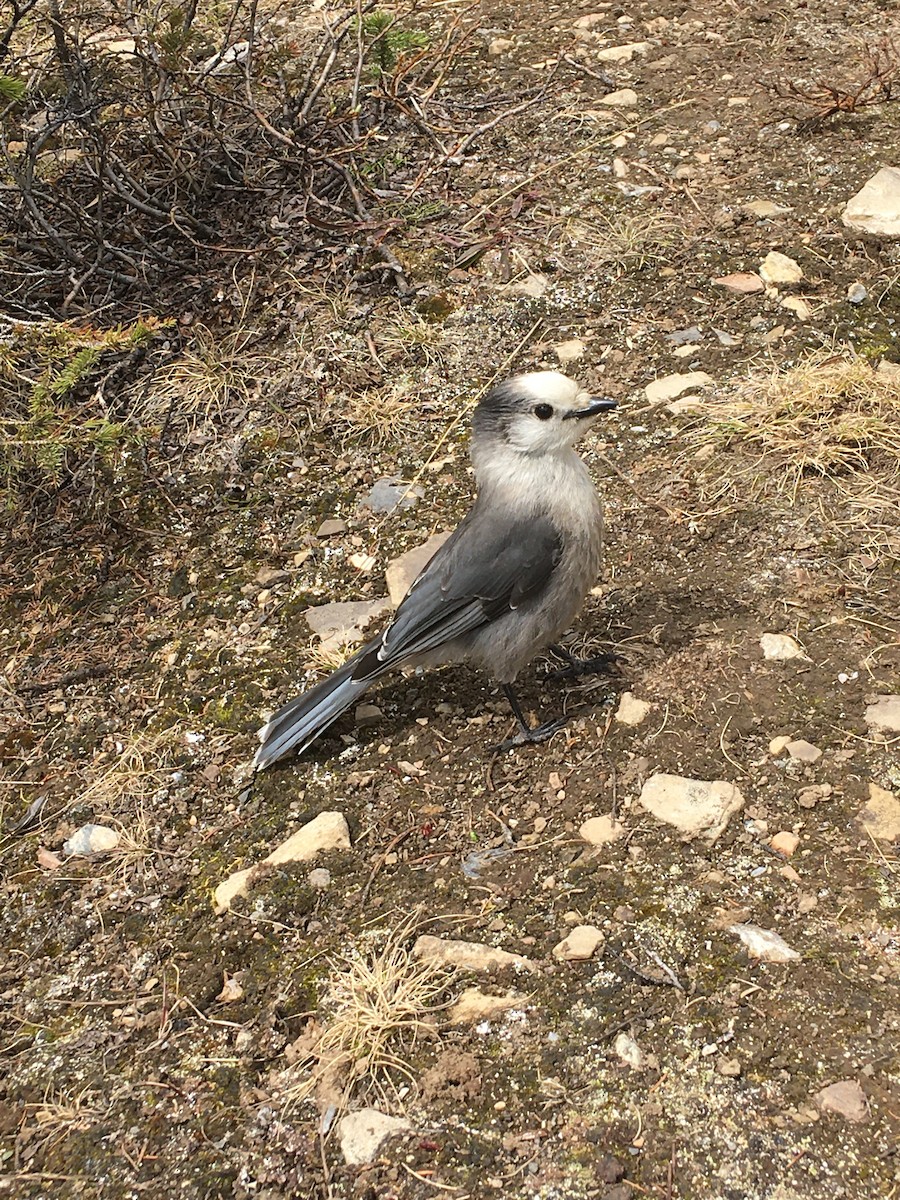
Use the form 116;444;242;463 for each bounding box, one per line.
534;403;553;420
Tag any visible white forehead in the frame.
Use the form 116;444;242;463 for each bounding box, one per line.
514;371;584;407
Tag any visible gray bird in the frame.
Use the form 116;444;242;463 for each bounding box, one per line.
254;371;617;770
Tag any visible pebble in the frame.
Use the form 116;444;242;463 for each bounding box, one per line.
644;371;713;405
214;812;351;911
554;338;586;363
638;773;744;840
718;1058;742;1077
847;282;867;304
780;296;812;321
666;325;703;345
446;987;527;1024
552;924;604;962
316;518;347;537
62;823;120;857
743;200;792;218
859;782;900;841
613;1032;645;1069
508;272;548;298
813;1080;869;1123
488;37;514;56
358;478;423;514
729;923;800;962
769;735;792;755
712;272;764;294
579;815;626;846
797;783;832;809
355;702;383;727
615;691;652;726
305;598;393;652
758;251;802;285
338;1109;411;1165
600;89;639;107
596;42;650;62
307;867;331;890
770;831;800;857
413;935;536;974
864;694;900;734
385;533;450;606
759;632;808;662
842;167;900;237
786;738;822;763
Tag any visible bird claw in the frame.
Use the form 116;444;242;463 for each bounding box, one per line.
490;715;568;754
548;649;623;681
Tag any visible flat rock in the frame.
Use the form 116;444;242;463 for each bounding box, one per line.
729;923;800;962
712;272;764;294
446;987;527;1024
645;371;713;405
508;272;548;297
769;735;793;755
596;42;650;63
413;935;536;974
306;598;392;651
62;823;120;856
613;1031;646;1069
859;782;900;842
786;739;822;763
813;1080;869;1123
316;518;347;537
842;167;900;237
554;338;586;363
488;37;514;56
358;477;423;514
760;632;809;662
797;783;832;809
338;1108;411;1165
355;702;383;727
638;773;744;840
770;831;800;857
615;691;651;726
864;694;900;734
579;814;626;846
759;251;803;285
553;924;604;961
743;200;793;218
666;396;705;414
385;533;451;606
214;812;351;911
780;296;812;321
599;88;638;106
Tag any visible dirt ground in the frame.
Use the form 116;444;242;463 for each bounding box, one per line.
1;1;899;1198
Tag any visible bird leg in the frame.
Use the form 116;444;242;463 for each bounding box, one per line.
547;643;621;679
492;683;567;752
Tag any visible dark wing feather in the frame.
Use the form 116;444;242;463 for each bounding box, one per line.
352;510;562;679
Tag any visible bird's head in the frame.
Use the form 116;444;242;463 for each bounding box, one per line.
472;371;617;457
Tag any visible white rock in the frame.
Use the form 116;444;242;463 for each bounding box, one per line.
446;987;527;1024
413;935;536;974
600;88;639;107
214;812;350;911
785;739;822;763
579;815;626;846
508;273;549;298
666;396;705;414
759;251;803;285
614;1031;646;1069
729;923;800;962
554;338;586;363
596;42;651;63
864;695;900;734
813;1080;869;1123
307;867;332;890
385;533;450;606
638;773;744;840
488;37;514;56
552;924;604;961
338;1108;411;1165
842;167;900;237
780;296;812;321
62;823;120;856
847;282;867;304
573;13;606;29
859;783;900;842
615;691;652;726
644;371;713;405
769;735;792;755
760;632;809;662
306;598;392;651
712;272;764;294
743;200;793;218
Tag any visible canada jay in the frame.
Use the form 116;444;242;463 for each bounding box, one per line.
254;371;617;769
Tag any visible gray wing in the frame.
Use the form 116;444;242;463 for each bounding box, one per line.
350;508;562;680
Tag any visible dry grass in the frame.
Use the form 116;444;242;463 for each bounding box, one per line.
699;353;900;497
285;920;455;1113
561;210;677;269
333;374;423;447
302;639;359;674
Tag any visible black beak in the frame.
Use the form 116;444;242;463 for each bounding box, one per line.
563;396;617;420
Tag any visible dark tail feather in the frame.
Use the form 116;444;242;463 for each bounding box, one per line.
253;647;378;770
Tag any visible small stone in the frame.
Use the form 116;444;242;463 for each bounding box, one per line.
639;773;744;840
579;815;626;846
786;739;822;763
847;282;867;304
842;167;900;238
712;272;765;294
729;923;800;963
573;13;606;29
355;703;383;728
596;42;651;63
62;823;120;857
349;552;376;572
613;1032;645;1069
308;867;331;890
305;599;392;653
864;695;900;734
613;157;628;178
488;37;514;56
600;88;639;107
797;893;818;914
553;925;604;962
813;1080;869;1123
859;782;900;842
769;735;792;755
385;533;450;606
216;974;244;1003
508;272;548;298
644;371;713;405
316;518;347;537
338;1108;411;1165
743;200;792;218
255;565;290;587
413;935;536;974
760;632;809;661
770;831;800;857
713;328;739;346
759;251;803;285
666;325;703;345
718;1058;742;1077
797;783;832;809
615;691;652;726
780;296;812;321
358;477;423;514
446;987;526;1024
554;338;586;363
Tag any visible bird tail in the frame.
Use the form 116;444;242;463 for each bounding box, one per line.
253;643;378;770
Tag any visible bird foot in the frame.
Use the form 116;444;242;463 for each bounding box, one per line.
491;715;568;754
548;646;623;680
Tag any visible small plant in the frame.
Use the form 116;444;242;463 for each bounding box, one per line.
775;36;900;128
362;10;429;76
